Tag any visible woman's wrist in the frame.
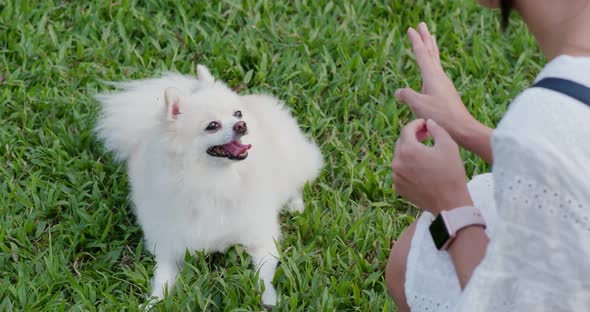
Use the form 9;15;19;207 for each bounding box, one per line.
454;118;494;164
431;186;474;215
454;117;484;146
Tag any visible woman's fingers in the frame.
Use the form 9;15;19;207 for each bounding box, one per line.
399;119;428;145
426;119;455;149
417;22;440;64
395;87;427;112
432;34;440;58
407;27;436;77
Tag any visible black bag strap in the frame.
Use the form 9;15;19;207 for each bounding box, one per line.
531;77;590;107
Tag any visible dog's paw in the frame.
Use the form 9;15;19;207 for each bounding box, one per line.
139;297;158;311
261;286;277;307
286;197;304;213
139;289;165;311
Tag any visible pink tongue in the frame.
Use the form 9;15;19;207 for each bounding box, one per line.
221;141;252;157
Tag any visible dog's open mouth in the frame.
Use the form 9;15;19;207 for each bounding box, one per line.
207;140;252;160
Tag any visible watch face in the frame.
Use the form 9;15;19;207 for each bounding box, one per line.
429;214;450;250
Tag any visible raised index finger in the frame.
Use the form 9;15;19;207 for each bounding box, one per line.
417;22;440;62
407;27;437;77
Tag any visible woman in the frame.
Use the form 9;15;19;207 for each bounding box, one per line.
386;0;590;311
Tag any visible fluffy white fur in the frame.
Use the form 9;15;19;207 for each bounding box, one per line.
94;65;323;306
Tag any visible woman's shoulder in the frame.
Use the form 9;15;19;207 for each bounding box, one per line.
491;55;590;182
534;54;590;86
494;55;590;149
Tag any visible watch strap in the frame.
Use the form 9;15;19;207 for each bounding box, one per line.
441;206;486;238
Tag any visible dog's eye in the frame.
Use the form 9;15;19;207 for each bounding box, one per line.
205;121;220;131
233;110;242;119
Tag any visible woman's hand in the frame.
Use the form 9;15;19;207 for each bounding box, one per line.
396;23;494;164
391;119;473;215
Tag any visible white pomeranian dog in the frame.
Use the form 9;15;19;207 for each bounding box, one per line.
94;65;323;307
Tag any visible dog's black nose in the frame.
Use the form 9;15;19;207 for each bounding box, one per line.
233;121;247;134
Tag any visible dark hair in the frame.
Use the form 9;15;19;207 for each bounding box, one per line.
500;0;515;30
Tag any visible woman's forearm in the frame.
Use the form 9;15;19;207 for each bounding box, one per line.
447;121;492;287
447;225;489;289
455;119;494;165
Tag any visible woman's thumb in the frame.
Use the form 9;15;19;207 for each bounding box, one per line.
395;88;424;109
426;119;454;146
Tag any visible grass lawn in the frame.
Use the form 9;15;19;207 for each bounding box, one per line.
0;0;544;311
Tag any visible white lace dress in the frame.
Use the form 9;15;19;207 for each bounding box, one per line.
404;55;590;312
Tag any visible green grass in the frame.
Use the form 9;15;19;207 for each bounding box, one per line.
0;0;544;311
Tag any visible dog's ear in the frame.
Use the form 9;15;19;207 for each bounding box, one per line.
196;65;215;84
164;87;185;120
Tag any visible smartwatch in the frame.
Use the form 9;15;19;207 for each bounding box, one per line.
429;206;486;250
